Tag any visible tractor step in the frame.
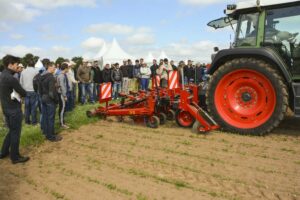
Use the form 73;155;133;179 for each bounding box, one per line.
292;83;300;117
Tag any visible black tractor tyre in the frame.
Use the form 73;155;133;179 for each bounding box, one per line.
158;113;167;125
146;116;160;128
166;109;176;121
206;58;288;136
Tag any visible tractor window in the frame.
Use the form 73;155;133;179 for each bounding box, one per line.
265;5;300;74
236;13;259;47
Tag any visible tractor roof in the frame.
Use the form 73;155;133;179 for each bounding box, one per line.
226;0;300;14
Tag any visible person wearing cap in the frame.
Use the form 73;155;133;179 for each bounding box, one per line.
20;57;39;125
76;60;93;104
111;63;123;99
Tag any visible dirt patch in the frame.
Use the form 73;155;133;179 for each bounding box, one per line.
0;117;299;200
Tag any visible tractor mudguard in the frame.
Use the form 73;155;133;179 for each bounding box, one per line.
209;47;293;84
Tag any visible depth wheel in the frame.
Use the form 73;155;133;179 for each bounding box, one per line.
175;109;195;128
158;113;167;125
146;116;160;128
166;109;176;121
206;58;288;135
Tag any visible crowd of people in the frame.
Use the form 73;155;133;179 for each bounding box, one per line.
0;54;209;164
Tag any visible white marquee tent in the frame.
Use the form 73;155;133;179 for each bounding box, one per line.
145;52;155;63
158;51;169;60
100;38;134;64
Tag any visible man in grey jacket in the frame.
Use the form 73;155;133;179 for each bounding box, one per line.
20;58;39;125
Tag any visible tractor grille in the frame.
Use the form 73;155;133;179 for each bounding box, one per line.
292;83;300;117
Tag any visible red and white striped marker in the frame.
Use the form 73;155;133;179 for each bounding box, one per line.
100;82;112;102
152;75;161;88
168;71;179;89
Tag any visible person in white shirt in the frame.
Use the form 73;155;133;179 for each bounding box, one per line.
140;63;151;91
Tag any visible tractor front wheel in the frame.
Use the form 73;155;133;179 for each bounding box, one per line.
206;58;288;135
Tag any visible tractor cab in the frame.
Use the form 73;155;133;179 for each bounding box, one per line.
208;0;300;77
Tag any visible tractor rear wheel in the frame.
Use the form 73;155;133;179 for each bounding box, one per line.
175;110;195;128
206;58;288;135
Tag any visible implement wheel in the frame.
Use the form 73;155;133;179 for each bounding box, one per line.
175;109;195;128
166;109;176;121
158;113;167;125
146;116;160;128
206;58;288;135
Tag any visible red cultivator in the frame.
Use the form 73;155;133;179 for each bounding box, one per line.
87;70;219;133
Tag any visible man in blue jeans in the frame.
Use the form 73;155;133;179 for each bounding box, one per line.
77;61;93;104
0;55;29;164
40;62;62;142
20;57;39;125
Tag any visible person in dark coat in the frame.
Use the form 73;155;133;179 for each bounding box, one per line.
102;64;112;83
111;63;123;99
0;55;29;164
150;59;159;78
120;60;129;94
40;62;62;142
92;61;102;102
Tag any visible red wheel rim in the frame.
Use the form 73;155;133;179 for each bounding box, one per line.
215;69;276;129
178;110;194;126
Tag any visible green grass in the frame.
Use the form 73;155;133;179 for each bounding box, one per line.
0;104;100;147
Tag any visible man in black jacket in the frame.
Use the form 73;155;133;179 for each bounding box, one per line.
120;60;129;94
0;55;29;164
40;62;62;142
92;61;102;102
102;64;112;83
111;63;123;99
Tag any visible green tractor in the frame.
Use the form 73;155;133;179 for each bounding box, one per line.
207;0;300;135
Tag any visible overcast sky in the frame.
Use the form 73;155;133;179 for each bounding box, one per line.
0;0;240;62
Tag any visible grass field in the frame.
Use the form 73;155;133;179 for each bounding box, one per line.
0;104;99;147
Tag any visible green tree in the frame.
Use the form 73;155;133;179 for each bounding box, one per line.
55;57;65;68
22;53;38;67
71;56;83;70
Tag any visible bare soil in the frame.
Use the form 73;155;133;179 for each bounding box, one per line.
0;117;299;200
